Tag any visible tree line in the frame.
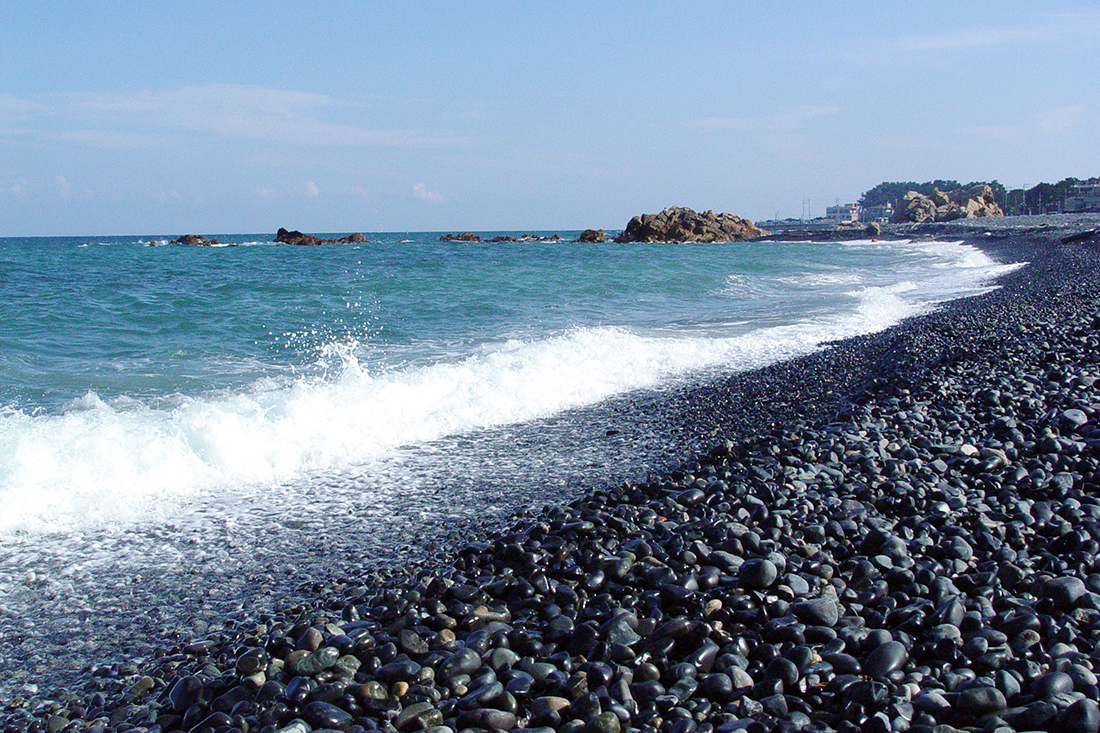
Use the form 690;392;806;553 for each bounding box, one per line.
859;177;1099;215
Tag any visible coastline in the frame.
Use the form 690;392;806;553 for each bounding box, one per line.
9;218;1100;732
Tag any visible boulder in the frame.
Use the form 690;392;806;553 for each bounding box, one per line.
275;228;368;245
440;232;482;242
577;229;606;243
892;184;1003;223
614;206;767;243
172;234;221;246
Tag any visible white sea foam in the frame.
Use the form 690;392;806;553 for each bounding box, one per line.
0;240;1022;534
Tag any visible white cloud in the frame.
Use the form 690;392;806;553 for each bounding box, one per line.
304;181;320;198
412;182;444;202
10;179;27;196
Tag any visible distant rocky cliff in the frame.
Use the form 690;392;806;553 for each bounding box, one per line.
893;184;1003;223
615;206;767;243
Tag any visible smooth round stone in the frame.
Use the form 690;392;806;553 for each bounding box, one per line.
864;641;907;679
1061;698;1100;733
440;648;482;679
302;700;354;730
957;686;1007;716
395;702;443;731
697;673;734;702
740;559;778;590
1045;576;1087;608
456;708;518;731
600;614;641;647
945;536;974;562
1033;671;1075;699
376;659;422;682
791;597;840;627
288;646;339;677
168;675;205;713
586;711;622;733
1062;409;1089;429
763;657;799;688
912;690;951;715
729;666;754;690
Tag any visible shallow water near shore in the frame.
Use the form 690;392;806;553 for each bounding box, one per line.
0;231;1022;701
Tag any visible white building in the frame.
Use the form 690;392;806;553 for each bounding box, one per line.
826;203;860;222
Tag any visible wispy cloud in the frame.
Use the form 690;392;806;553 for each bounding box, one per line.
412;182;444;202
685;105;841;133
894;12;1100;54
304;181;321;198
960;104;1088;143
55;174;71;200
1038;105;1084;134
4;84;426;149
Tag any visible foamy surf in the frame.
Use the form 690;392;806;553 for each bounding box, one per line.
0;239;1020;535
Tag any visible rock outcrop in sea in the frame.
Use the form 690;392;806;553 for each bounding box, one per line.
577;229;607;243
172;234;221;246
275;229;369;246
615;207;767;243
439;233;564;243
893;185;1004;223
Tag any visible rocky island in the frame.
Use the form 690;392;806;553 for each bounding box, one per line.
615;207;767;243
275;229;369;246
171;235;222;246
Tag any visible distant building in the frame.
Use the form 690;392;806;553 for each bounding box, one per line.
860;202;894;223
826;203;861;222
1065;183;1100;213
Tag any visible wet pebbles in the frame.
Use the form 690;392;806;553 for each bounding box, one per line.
10;223;1100;733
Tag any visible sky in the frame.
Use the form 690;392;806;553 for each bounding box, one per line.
1;2;1098;236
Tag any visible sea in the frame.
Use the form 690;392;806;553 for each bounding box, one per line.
0;230;1023;702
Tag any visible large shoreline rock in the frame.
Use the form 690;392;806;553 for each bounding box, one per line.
893;184;1004;223
615;206;767;243
275;228;368;246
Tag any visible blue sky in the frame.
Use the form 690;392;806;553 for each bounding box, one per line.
1;2;1098;235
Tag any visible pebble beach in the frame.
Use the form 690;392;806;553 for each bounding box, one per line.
9;216;1100;733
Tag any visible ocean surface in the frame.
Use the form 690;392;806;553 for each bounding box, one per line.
0;231;1022;700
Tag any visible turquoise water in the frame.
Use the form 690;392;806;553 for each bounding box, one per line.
0;229;1028;702
0;232;1020;534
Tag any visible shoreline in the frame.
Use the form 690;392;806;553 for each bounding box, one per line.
9;220;1100;732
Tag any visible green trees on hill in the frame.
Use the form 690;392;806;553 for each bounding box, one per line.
859;177;1098;215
